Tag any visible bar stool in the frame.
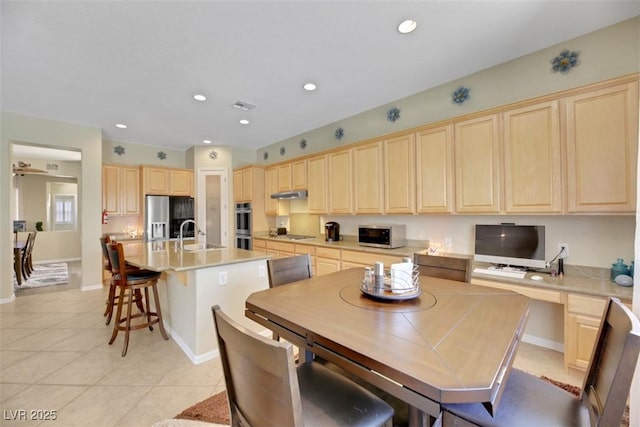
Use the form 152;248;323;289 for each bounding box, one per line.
99;235;144;325
106;241;169;356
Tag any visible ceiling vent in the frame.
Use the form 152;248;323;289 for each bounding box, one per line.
232;100;256;111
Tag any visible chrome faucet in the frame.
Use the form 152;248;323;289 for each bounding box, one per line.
178;219;204;249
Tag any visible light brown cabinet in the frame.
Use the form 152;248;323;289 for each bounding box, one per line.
291;159;307;190
233;166;264;202
266;240;295;258
328;149;353;214
102;165;141;216
565;81;638;213
353;141;383;214
503;100;562;213
307;155;328;214
264;167;279;215
141;166;193;197
277;163;292;192
416;125;454;213
385;133;416;214
315;246;341;276
565;294;607;370
454;114;501;213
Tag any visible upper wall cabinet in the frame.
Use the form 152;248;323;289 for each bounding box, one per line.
307;155;328;214
277;163;292;192
328;149;353;214
291;159;307;190
565;81;638;213
353;141;383;214
233;166;264;202
385;133;416;214
416;125;453;214
264;166;278;215
103;165;141;216
503;100;562;213
141;166;193;197
454;114;501;213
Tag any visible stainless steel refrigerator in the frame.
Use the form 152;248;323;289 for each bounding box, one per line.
144;195;194;241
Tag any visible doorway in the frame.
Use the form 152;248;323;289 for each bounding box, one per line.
197;168;228;247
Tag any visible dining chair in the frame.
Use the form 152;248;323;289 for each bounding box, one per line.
211;305;394;427
106;241;169;356
413;253;472;283
267;254;313;341
21;231;37;279
100;235;144;325
438;297;640;427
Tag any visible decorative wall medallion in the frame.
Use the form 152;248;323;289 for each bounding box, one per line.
157;151;166;160
114;145;125;155
551;49;580;74
452;86;470;104
263;152;269;160
209;150;218;160
335;127;344;140
280;147;286;156
299;139;307;149
387;107;401;122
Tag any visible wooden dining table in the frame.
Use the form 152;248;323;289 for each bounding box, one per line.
245;267;530;426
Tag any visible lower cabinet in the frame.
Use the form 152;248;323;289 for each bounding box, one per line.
316;247;341;276
565;294;607;370
252;238;267;255
265;240;295;259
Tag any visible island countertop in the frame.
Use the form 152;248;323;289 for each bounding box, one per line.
121;241;270;272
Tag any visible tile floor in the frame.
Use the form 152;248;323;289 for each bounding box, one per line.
1;261;584;426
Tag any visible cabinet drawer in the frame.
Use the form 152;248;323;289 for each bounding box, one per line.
295;243;316;255
341;250;403;267
266;240;296;252
471;279;563;303
567;294;606;316
316;246;340;260
253;238;267;249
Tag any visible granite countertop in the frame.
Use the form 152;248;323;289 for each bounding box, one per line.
122;241;269;272
253;233;634;301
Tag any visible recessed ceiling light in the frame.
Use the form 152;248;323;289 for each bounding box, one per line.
115;123;127;129
239;119;250;125
203;139;212;144
303;82;317;91
397;19;417;34
193;94;207;102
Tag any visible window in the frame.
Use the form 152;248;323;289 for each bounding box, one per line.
52;194;76;230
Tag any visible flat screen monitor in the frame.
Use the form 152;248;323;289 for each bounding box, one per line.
474;224;546;270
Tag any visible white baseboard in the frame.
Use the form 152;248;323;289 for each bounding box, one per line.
81;284;103;291
0;293;16;304
522;333;564;353
167;323;220;365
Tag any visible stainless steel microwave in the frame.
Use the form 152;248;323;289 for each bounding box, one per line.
358;225;406;249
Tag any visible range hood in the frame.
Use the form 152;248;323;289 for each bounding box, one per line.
270;189;308;200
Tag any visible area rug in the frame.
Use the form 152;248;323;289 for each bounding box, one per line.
175;390;230;425
13;262;69;290
173;378;630;426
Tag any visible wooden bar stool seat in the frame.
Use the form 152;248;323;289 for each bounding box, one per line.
100;235;144;325
106;241;169;357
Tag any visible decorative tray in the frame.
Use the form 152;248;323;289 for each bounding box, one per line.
360;282;421;301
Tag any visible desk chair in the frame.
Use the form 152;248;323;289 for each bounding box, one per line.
267;254;312;341
439;297;640;426
413;253;472;283
106;241;169;356
100;235;144;325
211;305;394;427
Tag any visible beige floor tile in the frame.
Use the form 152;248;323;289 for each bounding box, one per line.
0;350;38;370
0;328;40;346
0;351;83;384
514;342;585;386
156;357;224;387
51;385;151;427
46;328;112;352
0;383;29;403
5;328;79;352
37;351;129;386
49;312;108;329
1;384;87;427
114;385;216;427
0;312;78;329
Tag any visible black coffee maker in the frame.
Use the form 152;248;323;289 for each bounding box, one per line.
325;221;340;242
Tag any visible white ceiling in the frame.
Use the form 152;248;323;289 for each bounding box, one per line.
2;1;638;152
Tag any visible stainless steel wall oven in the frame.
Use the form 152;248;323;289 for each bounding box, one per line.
235;202;252;250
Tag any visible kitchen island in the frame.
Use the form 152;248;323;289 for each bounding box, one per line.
121;240;270;364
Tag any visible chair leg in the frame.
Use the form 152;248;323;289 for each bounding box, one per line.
134;289;145;313
122;286;135;357
104;280;116;324
109;286;125;345
151;283;169;340
144;287;153;332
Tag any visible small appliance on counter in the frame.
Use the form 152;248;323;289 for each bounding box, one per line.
325;221;340;242
358;224;406;249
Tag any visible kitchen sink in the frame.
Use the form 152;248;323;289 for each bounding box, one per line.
182;242;225;252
